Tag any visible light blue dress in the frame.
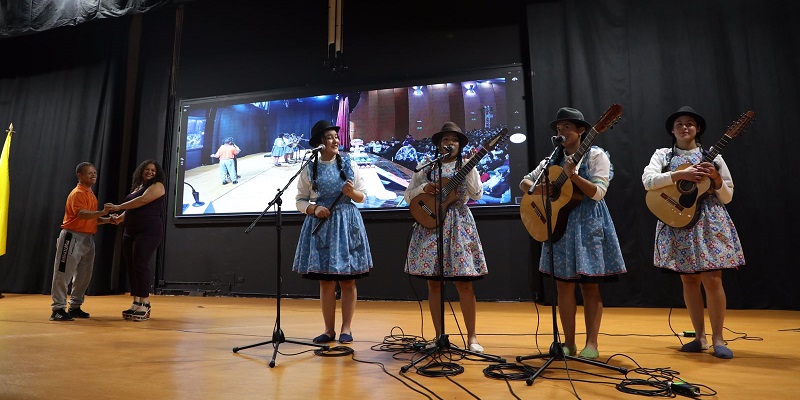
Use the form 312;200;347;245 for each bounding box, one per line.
271;137;288;157
535;147;627;279
292;156;373;278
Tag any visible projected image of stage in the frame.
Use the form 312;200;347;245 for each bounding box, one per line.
181;149;415;214
175;65;528;218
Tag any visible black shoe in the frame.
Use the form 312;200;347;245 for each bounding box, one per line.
232;180;238;184
131;302;151;322
69;307;90;318
222;181;229;185
50;309;74;321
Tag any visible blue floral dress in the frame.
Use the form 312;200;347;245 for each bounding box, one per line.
533;147;627;279
404;161;488;280
648;148;745;272
292;156;373;279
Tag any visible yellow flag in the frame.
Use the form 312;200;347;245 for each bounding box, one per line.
0;123;12;256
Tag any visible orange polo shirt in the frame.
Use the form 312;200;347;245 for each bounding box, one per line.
214;144;240;160
61;184;99;234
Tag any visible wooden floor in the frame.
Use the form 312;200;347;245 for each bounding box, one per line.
1;294;799;399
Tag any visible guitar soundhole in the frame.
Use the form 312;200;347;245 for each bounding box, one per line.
676;180;697;194
549;187;561;202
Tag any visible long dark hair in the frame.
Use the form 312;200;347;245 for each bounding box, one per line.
131;160;166;192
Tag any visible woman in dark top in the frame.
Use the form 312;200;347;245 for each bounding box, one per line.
108;160;166;321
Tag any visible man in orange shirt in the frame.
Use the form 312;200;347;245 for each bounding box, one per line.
49;162;114;321
211;137;240;185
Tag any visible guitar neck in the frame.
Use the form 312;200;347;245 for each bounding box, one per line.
552;128;600;188
703;134;732;163
441;147;488;196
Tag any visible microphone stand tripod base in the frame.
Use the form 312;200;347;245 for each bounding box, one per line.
399;334;506;373
233;327;329;368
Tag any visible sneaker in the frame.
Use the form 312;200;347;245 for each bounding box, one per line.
232;180;238;184
50;309;74;321
222;181;229;185
68;307;90;318
131;302;151;322
122;303;137;320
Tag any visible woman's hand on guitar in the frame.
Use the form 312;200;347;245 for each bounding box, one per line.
564;157;578;177
697;162;722;188
423;183;439;195
676;164;709;183
697;162;719;179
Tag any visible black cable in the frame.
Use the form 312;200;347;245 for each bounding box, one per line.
483;363;537;380
722;326;763;342
313;346;354;357
415;360;464;377
444;376;480;399
349;352;436;400
616;379;673;397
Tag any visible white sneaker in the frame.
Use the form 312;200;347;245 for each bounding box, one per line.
469;343;484;353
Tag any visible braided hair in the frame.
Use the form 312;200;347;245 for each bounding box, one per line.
311;154;348;192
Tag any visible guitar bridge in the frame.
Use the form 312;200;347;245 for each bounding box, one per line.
531;202;546;223
417;200;436;219
660;193;684;211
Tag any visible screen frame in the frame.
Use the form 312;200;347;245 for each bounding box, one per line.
171;63;529;224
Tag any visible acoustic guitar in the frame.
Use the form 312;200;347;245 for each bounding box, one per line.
409;128;508;228
519;104;622;242
645;110;754;228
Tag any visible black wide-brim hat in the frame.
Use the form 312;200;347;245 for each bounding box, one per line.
309;120;340;147
549;107;592;132
665;106;706;136
431;121;469;148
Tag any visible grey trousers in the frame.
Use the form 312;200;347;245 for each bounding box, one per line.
50;229;95;310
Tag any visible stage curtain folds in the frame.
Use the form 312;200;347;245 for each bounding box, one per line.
0;0;171;38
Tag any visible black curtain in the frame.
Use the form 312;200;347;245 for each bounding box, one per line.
526;0;800;309
0;17;129;294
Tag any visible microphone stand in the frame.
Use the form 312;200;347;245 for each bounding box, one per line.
516;145;626;385
401;151;505;374
233;150;329;367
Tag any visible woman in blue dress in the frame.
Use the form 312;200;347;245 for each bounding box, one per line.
642;106;744;359
293;120;373;344
404;122;489;353
520;107;626;360
271;133;288;166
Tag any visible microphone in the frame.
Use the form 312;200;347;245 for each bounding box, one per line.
551;135;565;144
310;144;326;153
442;145;454;154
